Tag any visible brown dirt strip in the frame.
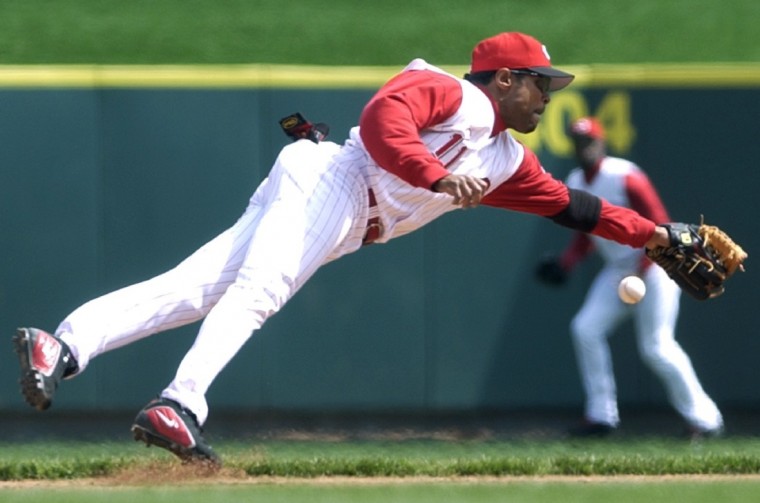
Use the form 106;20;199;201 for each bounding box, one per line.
3;473;760;489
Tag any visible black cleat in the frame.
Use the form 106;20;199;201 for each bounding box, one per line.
131;397;221;467
13;327;77;411
687;424;725;442
567;419;616;438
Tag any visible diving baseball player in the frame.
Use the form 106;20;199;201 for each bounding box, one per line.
14;33;675;465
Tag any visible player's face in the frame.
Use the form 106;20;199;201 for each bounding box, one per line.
497;73;551;134
573;135;605;168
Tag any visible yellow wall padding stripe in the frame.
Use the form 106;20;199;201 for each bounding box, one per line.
0;63;759;89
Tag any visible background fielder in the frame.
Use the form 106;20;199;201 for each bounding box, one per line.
535;117;723;438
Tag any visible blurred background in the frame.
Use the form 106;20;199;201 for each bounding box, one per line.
0;0;758;439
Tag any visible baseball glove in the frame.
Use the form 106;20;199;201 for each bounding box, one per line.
646;220;748;300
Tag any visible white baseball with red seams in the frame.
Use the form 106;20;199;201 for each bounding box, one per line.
618;275;646;304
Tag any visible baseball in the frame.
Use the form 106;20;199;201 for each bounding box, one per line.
618;275;646;304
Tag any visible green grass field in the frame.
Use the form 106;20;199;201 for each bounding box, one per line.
0;439;759;500
3;480;760;503
5;437;760;478
0;0;758;65
2;438;760;501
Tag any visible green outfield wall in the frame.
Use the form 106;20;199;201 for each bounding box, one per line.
0;64;757;416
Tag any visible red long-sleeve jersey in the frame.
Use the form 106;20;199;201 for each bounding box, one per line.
354;62;655;248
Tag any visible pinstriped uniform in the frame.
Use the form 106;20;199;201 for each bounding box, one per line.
53;60;653;425
55;62;531;424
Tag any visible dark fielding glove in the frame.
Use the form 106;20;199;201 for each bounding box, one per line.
535;256;568;286
646;220;748;300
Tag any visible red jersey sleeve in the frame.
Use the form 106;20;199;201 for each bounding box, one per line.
594;200;657;247
359;69;463;189
482;148;571;216
483;148;657;248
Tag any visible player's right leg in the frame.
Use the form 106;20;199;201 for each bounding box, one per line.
13;187;269;411
634;266;724;438
12;327;79;411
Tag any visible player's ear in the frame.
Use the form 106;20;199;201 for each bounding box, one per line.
493;68;514;87
490;68;518;97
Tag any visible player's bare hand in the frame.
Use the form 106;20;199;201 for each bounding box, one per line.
645;225;671;250
432;175;490;208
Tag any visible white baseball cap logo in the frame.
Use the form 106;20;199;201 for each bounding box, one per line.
542;44;551;61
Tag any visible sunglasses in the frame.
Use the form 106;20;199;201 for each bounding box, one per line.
510;69;552;94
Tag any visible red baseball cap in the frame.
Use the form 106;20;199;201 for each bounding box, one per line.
470;32;574;91
570;117;606;140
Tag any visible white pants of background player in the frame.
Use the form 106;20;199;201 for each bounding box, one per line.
56;140;368;425
570;264;723;431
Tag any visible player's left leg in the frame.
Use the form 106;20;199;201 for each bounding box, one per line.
634;266;723;435
142;141;368;443
129;141;363;463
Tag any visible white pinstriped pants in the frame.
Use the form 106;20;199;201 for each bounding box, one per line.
570;264;723;431
57;140;370;424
